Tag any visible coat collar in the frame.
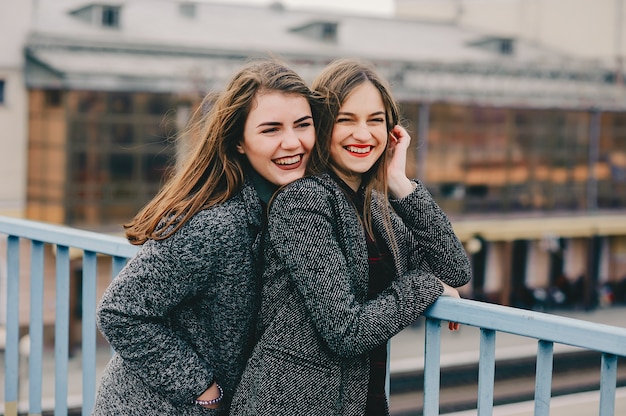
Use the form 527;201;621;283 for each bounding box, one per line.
240;176;264;231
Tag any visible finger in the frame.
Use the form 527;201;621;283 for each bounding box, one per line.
392;125;410;143
391;125;406;137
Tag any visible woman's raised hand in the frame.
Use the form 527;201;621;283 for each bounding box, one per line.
439;280;461;331
387;125;415;199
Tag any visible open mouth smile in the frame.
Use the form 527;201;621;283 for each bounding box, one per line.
273;154;304;169
345;145;374;156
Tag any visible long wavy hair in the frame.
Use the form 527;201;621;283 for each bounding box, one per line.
310;58;400;244
125;59;315;244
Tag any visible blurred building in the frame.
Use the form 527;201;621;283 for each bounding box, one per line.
394;0;626;307
395;0;625;71
14;0;626;307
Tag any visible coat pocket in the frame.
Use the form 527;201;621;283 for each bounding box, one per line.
231;344;339;416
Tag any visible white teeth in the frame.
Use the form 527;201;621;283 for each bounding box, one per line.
345;146;371;154
274;155;301;165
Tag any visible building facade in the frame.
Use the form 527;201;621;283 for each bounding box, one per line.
395;0;626;73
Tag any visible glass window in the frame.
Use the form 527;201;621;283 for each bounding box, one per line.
65;91;178;226
108;93;132;114
102;6;120;27
45;90;62;107
111;123;133;145
179;2;196;18
109;153;134;181
421;103;597;216
143;153;173;182
0;80;5;105
77;91;106;114
147;94;174;115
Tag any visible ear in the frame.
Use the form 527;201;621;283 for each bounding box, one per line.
236;143;245;154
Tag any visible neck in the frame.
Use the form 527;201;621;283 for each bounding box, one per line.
248;168;278;205
331;168;362;192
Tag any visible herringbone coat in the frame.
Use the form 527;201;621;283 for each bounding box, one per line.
94;180;263;415
230;174;471;415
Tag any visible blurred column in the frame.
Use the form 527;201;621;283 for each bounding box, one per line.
467;235;487;299
616;0;624;86
585;235;604;310
417;102;430;180
587;108;601;211
510;239;530;307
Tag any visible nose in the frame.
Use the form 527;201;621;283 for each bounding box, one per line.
352;125;372;141
281;128;301;149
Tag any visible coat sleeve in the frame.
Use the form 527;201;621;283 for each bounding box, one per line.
267;183;444;358
389;180;472;288
96;211;243;405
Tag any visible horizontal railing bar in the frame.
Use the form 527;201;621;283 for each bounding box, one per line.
0;216;138;258
425;297;626;356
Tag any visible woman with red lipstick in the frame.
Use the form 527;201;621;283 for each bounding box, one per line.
93;59;317;415
230;59;471;416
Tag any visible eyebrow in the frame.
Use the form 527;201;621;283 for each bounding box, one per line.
337;111;385;117
256;121;282;128
256;115;312;128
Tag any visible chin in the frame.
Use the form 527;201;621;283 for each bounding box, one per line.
275;172;304;186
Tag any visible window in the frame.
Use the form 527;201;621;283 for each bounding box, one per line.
289;21;339;43
179;2;196;18
321;23;337;42
499;38;514;55
102;5;120;27
65;90;178;226
45;90;62;107
468;36;516;56
69;4;121;28
0;80;5;105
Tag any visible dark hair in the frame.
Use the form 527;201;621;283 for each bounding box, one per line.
310;58;400;241
125;59;316;244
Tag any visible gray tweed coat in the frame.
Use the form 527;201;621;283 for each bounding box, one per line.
230;174;471;415
93;181;263;415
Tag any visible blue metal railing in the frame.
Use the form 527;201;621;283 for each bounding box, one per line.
0;216;138;416
423;297;626;415
1;215;625;415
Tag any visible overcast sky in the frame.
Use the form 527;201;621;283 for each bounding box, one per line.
205;0;395;16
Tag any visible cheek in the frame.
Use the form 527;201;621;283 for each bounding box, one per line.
330;129;344;146
304;131;316;150
241;137;267;156
377;128;389;144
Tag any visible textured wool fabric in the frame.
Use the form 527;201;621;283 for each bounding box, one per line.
337;177;394;414
93;180;263;415
230;173;471;415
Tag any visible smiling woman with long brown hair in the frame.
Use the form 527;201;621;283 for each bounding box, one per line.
231;58;471;415
93;58;317;415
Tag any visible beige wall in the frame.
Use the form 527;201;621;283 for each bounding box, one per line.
0;0;33;216
0;69;28;217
